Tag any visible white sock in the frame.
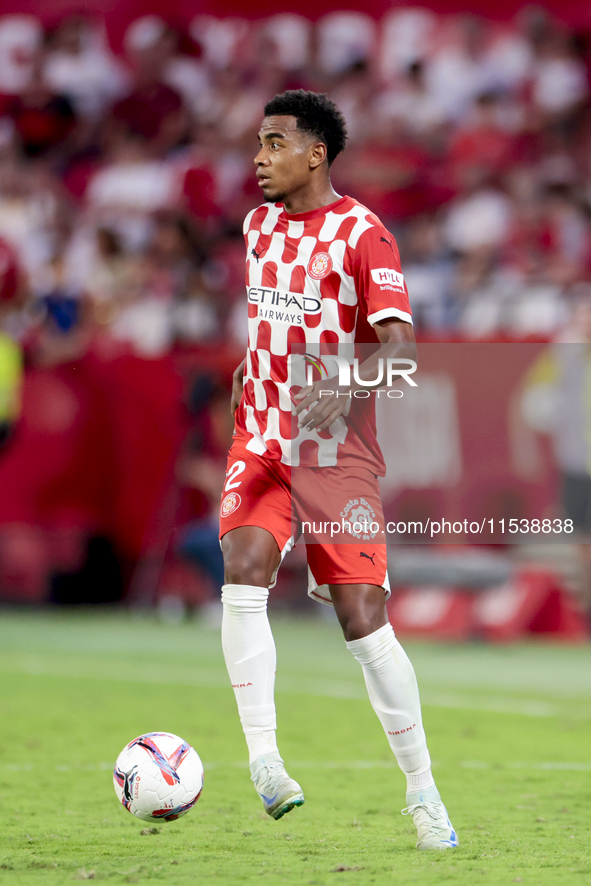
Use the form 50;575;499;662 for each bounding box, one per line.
221;584;278;764
346;623;434;794
246;731;278;764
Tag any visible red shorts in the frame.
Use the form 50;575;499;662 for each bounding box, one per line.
219;447;389;605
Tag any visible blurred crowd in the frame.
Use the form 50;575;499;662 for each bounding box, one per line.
1;6;591;371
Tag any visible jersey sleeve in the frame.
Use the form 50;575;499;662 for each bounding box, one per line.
349;225;413;326
243;207;256;237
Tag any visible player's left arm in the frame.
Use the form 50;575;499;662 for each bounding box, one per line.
374;315;416;350
294;318;415;431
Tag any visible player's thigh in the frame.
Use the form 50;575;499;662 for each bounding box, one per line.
222;525;282;587
219;449;293;587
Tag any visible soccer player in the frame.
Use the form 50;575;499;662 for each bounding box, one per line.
219;90;458;850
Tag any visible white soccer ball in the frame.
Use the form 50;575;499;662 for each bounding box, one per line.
113;732;204;822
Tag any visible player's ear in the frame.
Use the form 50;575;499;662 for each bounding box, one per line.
309;141;327;169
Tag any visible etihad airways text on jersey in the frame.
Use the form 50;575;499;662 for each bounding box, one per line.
248;287;321;318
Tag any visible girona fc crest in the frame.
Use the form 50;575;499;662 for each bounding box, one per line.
221;492;241;517
307;251;333;279
341;497;379;539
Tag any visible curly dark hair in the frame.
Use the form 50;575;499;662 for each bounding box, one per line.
264;90;347;165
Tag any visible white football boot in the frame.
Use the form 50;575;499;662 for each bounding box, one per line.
250;751;305;820
402;785;459;850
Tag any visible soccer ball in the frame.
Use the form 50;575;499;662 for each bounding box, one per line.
113;732;204;822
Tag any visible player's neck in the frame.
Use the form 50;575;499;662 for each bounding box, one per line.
281;181;341;216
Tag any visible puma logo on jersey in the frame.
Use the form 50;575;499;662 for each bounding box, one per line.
251;247;267;262
380;236;394;251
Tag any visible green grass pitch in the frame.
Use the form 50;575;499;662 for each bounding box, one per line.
0;609;589;885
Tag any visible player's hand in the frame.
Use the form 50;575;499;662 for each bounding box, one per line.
231;358;246;416
292;377;350;432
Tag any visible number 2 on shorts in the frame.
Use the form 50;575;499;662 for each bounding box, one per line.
225;460;246;491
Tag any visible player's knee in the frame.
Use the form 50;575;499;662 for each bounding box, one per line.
341;614;384;642
223;548;272;588
331;586;388;642
334;604;387;642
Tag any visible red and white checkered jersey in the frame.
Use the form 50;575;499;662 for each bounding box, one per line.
233;195;412;470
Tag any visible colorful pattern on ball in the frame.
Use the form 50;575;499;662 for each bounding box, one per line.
127;733;188;785
113;765;138;811
113;732;204;823
151;795;201;822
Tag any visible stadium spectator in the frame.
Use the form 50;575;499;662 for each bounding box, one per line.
442;183;513;254
448;91;517;188
111;16;187;157
375;61;446;139
427;16;497;123
336;115;432;223
0;15;43;94
400;216;453;330
3;56;77;159
43;14;128;124
531;31;589;123
84;128;178;251
0;158;68;281
315;11;376;77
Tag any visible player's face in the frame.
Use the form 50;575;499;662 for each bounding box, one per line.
255;116;315;204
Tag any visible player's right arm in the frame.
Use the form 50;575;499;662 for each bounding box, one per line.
231;357;246;416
